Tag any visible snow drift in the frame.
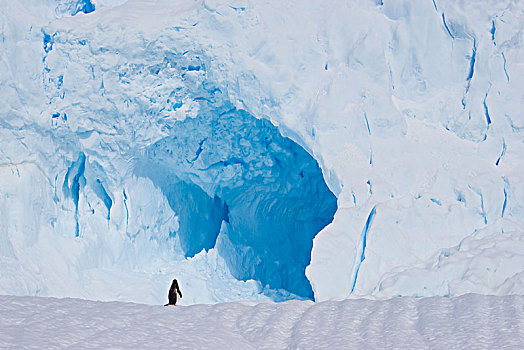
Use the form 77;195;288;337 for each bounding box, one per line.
0;294;522;349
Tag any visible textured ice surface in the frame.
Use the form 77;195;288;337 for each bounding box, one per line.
0;0;523;304
0;294;522;349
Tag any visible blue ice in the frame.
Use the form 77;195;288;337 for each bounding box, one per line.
137;104;337;299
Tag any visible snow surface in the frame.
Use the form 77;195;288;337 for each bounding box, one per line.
0;0;523;304
1;294;523;349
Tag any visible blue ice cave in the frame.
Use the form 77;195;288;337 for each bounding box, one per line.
52;44;336;299
137;103;337;300
97;49;339;300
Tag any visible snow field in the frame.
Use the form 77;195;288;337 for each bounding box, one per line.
0;294;522;349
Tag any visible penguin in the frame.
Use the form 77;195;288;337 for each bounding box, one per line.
164;279;182;306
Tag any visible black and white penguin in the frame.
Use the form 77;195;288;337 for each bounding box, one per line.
164;279;182;306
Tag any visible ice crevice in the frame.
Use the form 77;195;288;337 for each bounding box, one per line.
123;189;129;230
483;91;491;127
364;112;371;135
350;205;376;294
501;52;509;82
466;39;477;89
62;152;114;235
495;139;506;166
363;112;372;165
502;188;507;219
491;20;496;45
501;177;509;221
62;152;86;237
468;185;487;225
441;13;455;40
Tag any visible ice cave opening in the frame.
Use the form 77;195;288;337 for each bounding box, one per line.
136;105;337;300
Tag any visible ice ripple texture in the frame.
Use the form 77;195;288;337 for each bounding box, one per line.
0;294;522;349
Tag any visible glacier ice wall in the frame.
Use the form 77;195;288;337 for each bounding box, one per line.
0;0;523;303
0;0;337;302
